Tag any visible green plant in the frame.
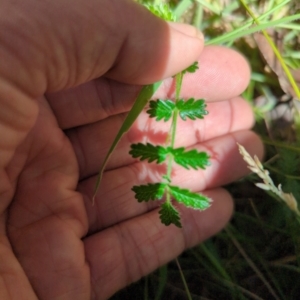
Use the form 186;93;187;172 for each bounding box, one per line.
92;0;300;230
131;4;212;227
92;3;212;227
129;61;211;227
110;1;300;299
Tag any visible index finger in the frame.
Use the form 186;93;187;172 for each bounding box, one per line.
48;46;251;129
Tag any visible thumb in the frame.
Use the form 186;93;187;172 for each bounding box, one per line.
0;0;204;196
0;0;204;96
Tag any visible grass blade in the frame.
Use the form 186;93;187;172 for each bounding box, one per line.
175;258;192;300
92;81;162;203
225;226;281;300
207;14;300;46
239;0;300;99
154;265;168;300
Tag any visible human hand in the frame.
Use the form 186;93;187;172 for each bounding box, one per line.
0;0;263;299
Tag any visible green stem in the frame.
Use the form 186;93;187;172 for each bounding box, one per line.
175;72;183;100
165;108;178;204
166;109;178;180
165;72;182;202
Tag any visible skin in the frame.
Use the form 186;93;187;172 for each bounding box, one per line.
0;0;263;299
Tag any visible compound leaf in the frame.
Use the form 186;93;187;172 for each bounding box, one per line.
170;147;210;170
182;61;199;74
132;183;166;202
169;185;211;210
159;202;182;227
176;98;208;121
147;99;175;121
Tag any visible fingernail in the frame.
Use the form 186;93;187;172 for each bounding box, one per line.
168;22;204;41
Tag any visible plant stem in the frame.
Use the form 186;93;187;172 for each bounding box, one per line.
165;72;183;202
165;73;182;177
166;109;178;182
175;72;183;100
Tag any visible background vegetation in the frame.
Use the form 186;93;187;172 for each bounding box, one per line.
112;0;300;299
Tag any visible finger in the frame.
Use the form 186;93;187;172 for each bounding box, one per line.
7;98;91;299
0;0;202;208
156;45;251;102
0;0;202;207
1;0;203;97
84;187;233;300
78;130;263;231
69;97;254;180
47;46;250;129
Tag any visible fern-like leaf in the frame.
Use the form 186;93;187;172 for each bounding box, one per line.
170;147;210;170
132;183;166;202
159;202;182;227
147;99;175;121
129;143;168;163
176;98;208;121
169;185;211;209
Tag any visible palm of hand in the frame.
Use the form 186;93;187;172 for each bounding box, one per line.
0;3;262;297
5;94;89;299
3;59;259;299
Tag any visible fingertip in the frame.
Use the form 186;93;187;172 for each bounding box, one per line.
178;45;251;101
159;23;204;81
168;22;204;42
106;21;204;85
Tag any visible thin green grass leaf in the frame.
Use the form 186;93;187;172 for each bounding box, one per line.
154;265;168;300
262;138;300;153
93;82;162;203
226;226;281;300
173;0;193;19
193;3;203;28
181;0;290;29
278;23;300;31
198;242;232;281
239;0;300;99
207;14;300;46
195;0;222;15
217;279;265;300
